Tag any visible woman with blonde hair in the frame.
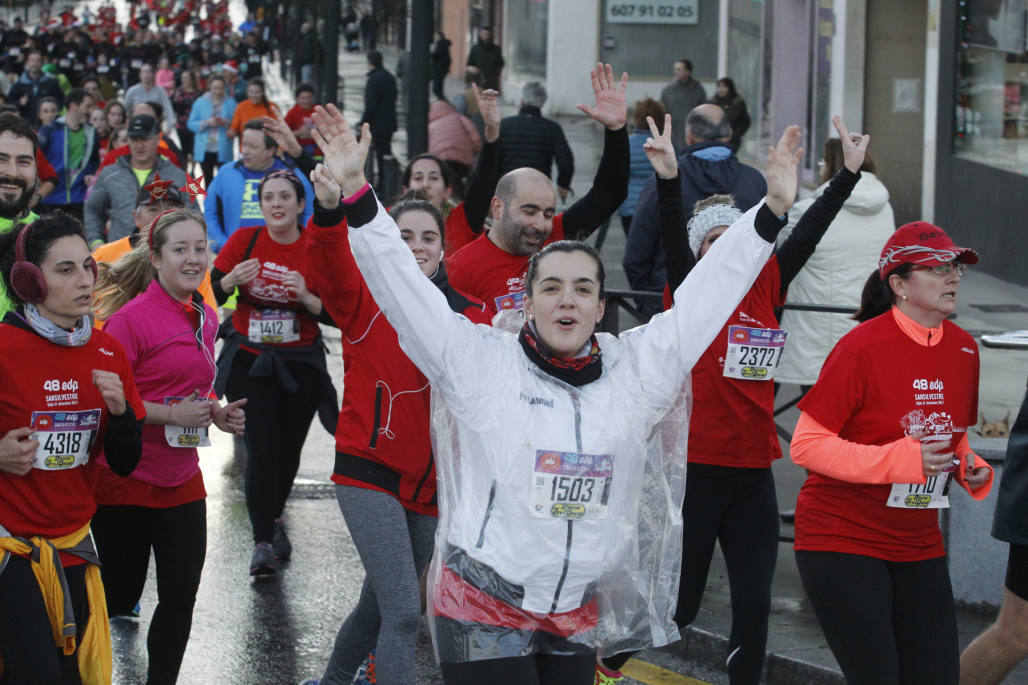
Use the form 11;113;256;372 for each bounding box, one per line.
91;209;246;684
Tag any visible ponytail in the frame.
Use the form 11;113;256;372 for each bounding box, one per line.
852;263;913;323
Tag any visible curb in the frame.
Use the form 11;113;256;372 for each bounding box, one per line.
671;626;845;685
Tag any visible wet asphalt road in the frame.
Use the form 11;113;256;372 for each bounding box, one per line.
109;330;446;685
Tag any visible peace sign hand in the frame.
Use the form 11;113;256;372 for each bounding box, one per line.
831;115;870;174
643;114;678;179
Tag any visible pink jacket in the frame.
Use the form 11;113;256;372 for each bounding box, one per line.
428;100;481;168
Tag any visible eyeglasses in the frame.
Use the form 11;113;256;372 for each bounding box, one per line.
913;263;969;277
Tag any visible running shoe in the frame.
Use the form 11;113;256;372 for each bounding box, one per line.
250;541;276;576
273;516;292;560
594;663;624;684
353;649;376;684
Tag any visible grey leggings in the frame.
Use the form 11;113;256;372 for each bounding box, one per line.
322;485;437;685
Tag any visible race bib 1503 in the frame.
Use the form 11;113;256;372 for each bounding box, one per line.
530;450;613;520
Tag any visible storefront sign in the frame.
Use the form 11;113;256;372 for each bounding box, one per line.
605;0;699;25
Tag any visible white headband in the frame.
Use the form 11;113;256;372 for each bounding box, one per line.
687;203;742;257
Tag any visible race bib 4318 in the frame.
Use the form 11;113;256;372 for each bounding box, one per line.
31;409;100;470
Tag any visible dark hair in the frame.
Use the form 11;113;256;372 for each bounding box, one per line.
463;68;482;86
717;77;738;99
81;74;100;87
367;51;383;69
686;106;732;142
294;83;315;98
243;118;275;149
389;199;445;239
402;153;453;189
258;169;305;205
133;99;163;123
676;59;693;71
0;211;87;306
820;137;878;185
631;97;665;130
66;88;89;107
853;264;914;323
0;104;19;115
246;77;270;108
206;74;226;87
0;112;39;152
525;241;606;300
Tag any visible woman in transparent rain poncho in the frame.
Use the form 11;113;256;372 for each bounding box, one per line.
305;98;804;685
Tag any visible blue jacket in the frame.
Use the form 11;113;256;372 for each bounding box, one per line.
204;157;314;253
618;129;653;217
186;93;237;164
623;141;766;316
37;120;99;206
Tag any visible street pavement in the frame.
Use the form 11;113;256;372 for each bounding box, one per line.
8;0;1026;682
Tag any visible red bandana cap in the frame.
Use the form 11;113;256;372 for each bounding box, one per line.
878;221;979;280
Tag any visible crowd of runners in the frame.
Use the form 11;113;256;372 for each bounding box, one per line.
0;3;1026;685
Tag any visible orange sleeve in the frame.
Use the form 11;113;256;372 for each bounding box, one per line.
198;270;217;311
790;411;926;484
953;433;994;500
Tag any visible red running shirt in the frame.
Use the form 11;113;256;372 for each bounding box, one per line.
685;258;786;468
794;313;980;561
0;324;145;542
446;213;566;315
214;225;322;349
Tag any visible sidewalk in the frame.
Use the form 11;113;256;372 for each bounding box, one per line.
265;31;1028;685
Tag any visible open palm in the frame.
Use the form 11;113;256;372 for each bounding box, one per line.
311;104;370;195
576;63;628;131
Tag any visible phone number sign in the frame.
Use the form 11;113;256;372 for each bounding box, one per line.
606;0;699;25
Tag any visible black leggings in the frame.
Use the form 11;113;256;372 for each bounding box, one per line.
92;499;207;685
0;555;89;683
604;464;778;684
200;152;220;187
795;550;958;685
225;351;320;543
440;653;597;685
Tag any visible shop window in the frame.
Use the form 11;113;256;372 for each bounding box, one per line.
954;0;1028;174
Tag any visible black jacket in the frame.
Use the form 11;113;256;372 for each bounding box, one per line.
467;40;504;89
431;38;452;80
360;66;397;136
623;141;767;316
496;105;574;189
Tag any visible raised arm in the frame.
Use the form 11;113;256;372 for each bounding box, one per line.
776;116;867;291
311;105;482;388
644;113;694;297
561;63;630;239
462;85;501;233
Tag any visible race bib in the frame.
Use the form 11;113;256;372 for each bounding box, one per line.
530;450;613;520
723;326;787;381
30;409;100;470
494;290;525;312
163;397;211;448
131;58;143;69
248;53;260;63
58;58;71;68
9;47;19;56
248;308;299;344
887;473;954;509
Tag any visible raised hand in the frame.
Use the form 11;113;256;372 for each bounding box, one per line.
222;257;261;290
764;125;803;218
643;114;678;179
262;115;302;157
474;84;501;143
311;163;341;208
831;115;870;174
311;104;371;197
576;63;628;131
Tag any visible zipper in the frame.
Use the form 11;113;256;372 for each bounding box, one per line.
475;480;497;548
549;390;583;612
369;385;383;449
411;451;434;502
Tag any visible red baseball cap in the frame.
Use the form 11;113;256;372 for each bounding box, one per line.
878;221;979;280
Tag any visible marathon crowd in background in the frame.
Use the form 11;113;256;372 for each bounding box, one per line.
0;3;1027;685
